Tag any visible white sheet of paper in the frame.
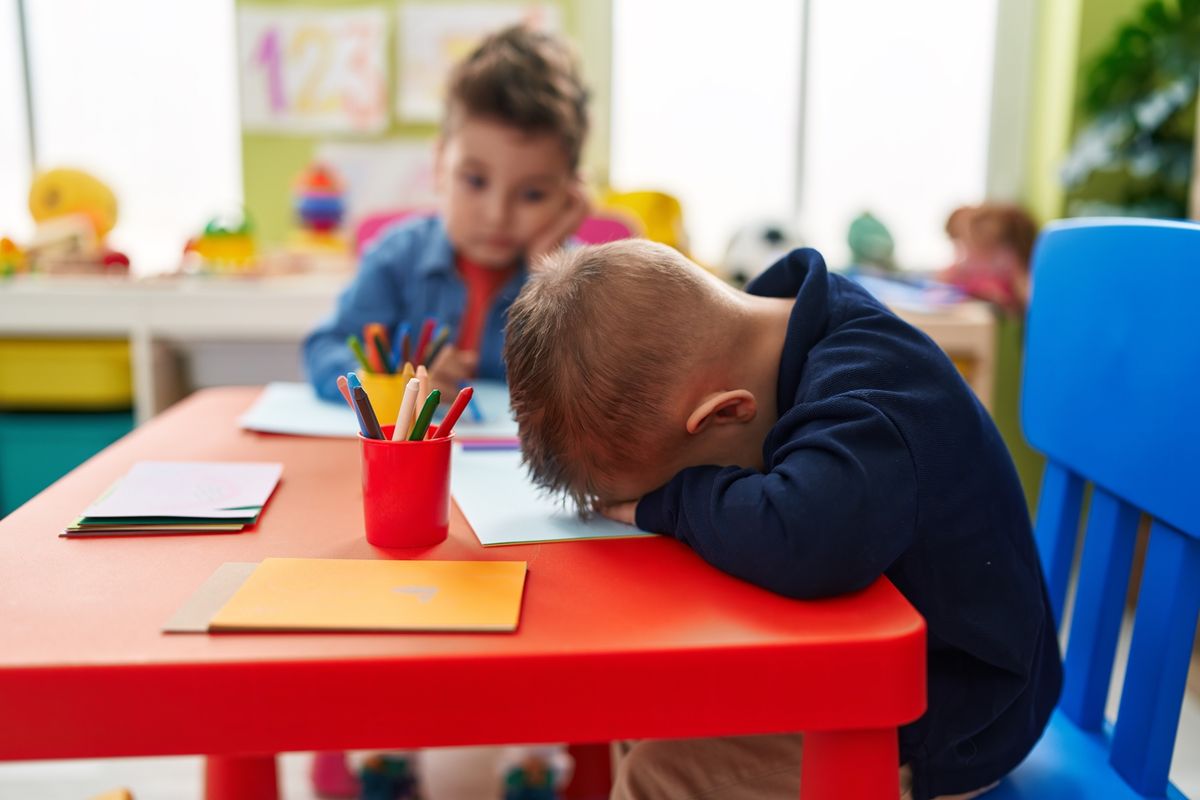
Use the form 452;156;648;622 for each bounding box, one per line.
238;382;519;440
239;383;359;438
84;461;282;519
452;449;654;546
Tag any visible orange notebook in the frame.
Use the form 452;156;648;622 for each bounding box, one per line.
208;558;528;632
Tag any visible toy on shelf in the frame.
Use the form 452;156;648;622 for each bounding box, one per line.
499;746;572;800
599;188;689;256
720;219;803;287
939;203;1036;316
358;753;420;800
290;162;350;256
846;211;896;273
0;237;27;277
24;168;130;275
503;755;559;800
182;210;258;273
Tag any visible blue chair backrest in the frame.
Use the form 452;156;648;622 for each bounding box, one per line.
1023;218;1200;797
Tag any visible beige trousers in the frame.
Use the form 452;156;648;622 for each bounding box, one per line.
610;735;998;800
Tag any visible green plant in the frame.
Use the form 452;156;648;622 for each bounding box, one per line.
1061;0;1200;218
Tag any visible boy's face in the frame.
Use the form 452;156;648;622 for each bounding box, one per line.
436;116;575;269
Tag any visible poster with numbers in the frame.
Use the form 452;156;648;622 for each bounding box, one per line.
239;6;389;134
396;2;561;123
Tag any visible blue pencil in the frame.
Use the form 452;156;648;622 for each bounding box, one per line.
392;323;410;370
345;373;369;436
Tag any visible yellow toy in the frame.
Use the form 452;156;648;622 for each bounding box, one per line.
25;168;129;274
183;211;258;272
29;168;118;239
0;237;27;277
599;189;690;256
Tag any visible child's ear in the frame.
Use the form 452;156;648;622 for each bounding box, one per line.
686;390;757;434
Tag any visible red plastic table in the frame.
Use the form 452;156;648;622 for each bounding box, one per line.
0;388;926;799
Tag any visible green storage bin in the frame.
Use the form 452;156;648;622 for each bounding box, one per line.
0;411;134;516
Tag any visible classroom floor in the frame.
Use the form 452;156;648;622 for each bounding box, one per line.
0;746;513;800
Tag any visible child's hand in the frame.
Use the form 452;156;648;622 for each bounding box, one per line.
528;178;593;267
428;345;478;399
598;500;638;526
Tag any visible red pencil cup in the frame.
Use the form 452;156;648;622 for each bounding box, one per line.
360;424;452;548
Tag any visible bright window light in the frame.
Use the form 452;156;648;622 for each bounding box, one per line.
25;0;243;273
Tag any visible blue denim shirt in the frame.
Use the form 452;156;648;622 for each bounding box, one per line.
303;216;527;402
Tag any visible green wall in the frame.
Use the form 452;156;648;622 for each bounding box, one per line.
1023;0;1152;223
1003;0;1149;509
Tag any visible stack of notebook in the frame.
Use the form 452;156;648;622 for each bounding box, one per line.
64;461;282;537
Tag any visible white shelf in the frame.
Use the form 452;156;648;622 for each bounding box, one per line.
0;275;345;422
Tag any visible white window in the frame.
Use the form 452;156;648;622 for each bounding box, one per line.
610;0;803;265
18;0;243;273
802;0;998;270
0;0;32;242
611;0;998;271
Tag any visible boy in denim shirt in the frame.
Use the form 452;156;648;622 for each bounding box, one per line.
305;25;590;400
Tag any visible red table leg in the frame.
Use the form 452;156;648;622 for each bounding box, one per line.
800;728;898;800
563;743;613;799
204;754;279;800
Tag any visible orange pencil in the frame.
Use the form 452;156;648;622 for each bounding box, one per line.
416;365;430;416
364;322;390;350
363;323;387;373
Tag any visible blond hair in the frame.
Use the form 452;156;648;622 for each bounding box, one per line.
505;240;729;510
444;25;590;170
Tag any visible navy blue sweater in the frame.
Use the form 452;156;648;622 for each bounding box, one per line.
636;249;1062;799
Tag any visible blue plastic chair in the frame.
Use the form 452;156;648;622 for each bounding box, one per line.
988;219;1200;799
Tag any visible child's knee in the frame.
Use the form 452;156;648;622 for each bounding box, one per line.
611;735;803;800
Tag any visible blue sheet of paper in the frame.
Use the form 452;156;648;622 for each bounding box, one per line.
451;448;655;546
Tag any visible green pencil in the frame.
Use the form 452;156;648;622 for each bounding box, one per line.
347;335;374;373
408;389;441;440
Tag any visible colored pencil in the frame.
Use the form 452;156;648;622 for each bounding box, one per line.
369;329;392;374
416;365;429;410
336;375;354;409
392;378;420;441
408;390;441;441
413;318;436;366
423;325;452;366
351;386;384;440
392;322;410;369
434;386;473;439
347;336;373;373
